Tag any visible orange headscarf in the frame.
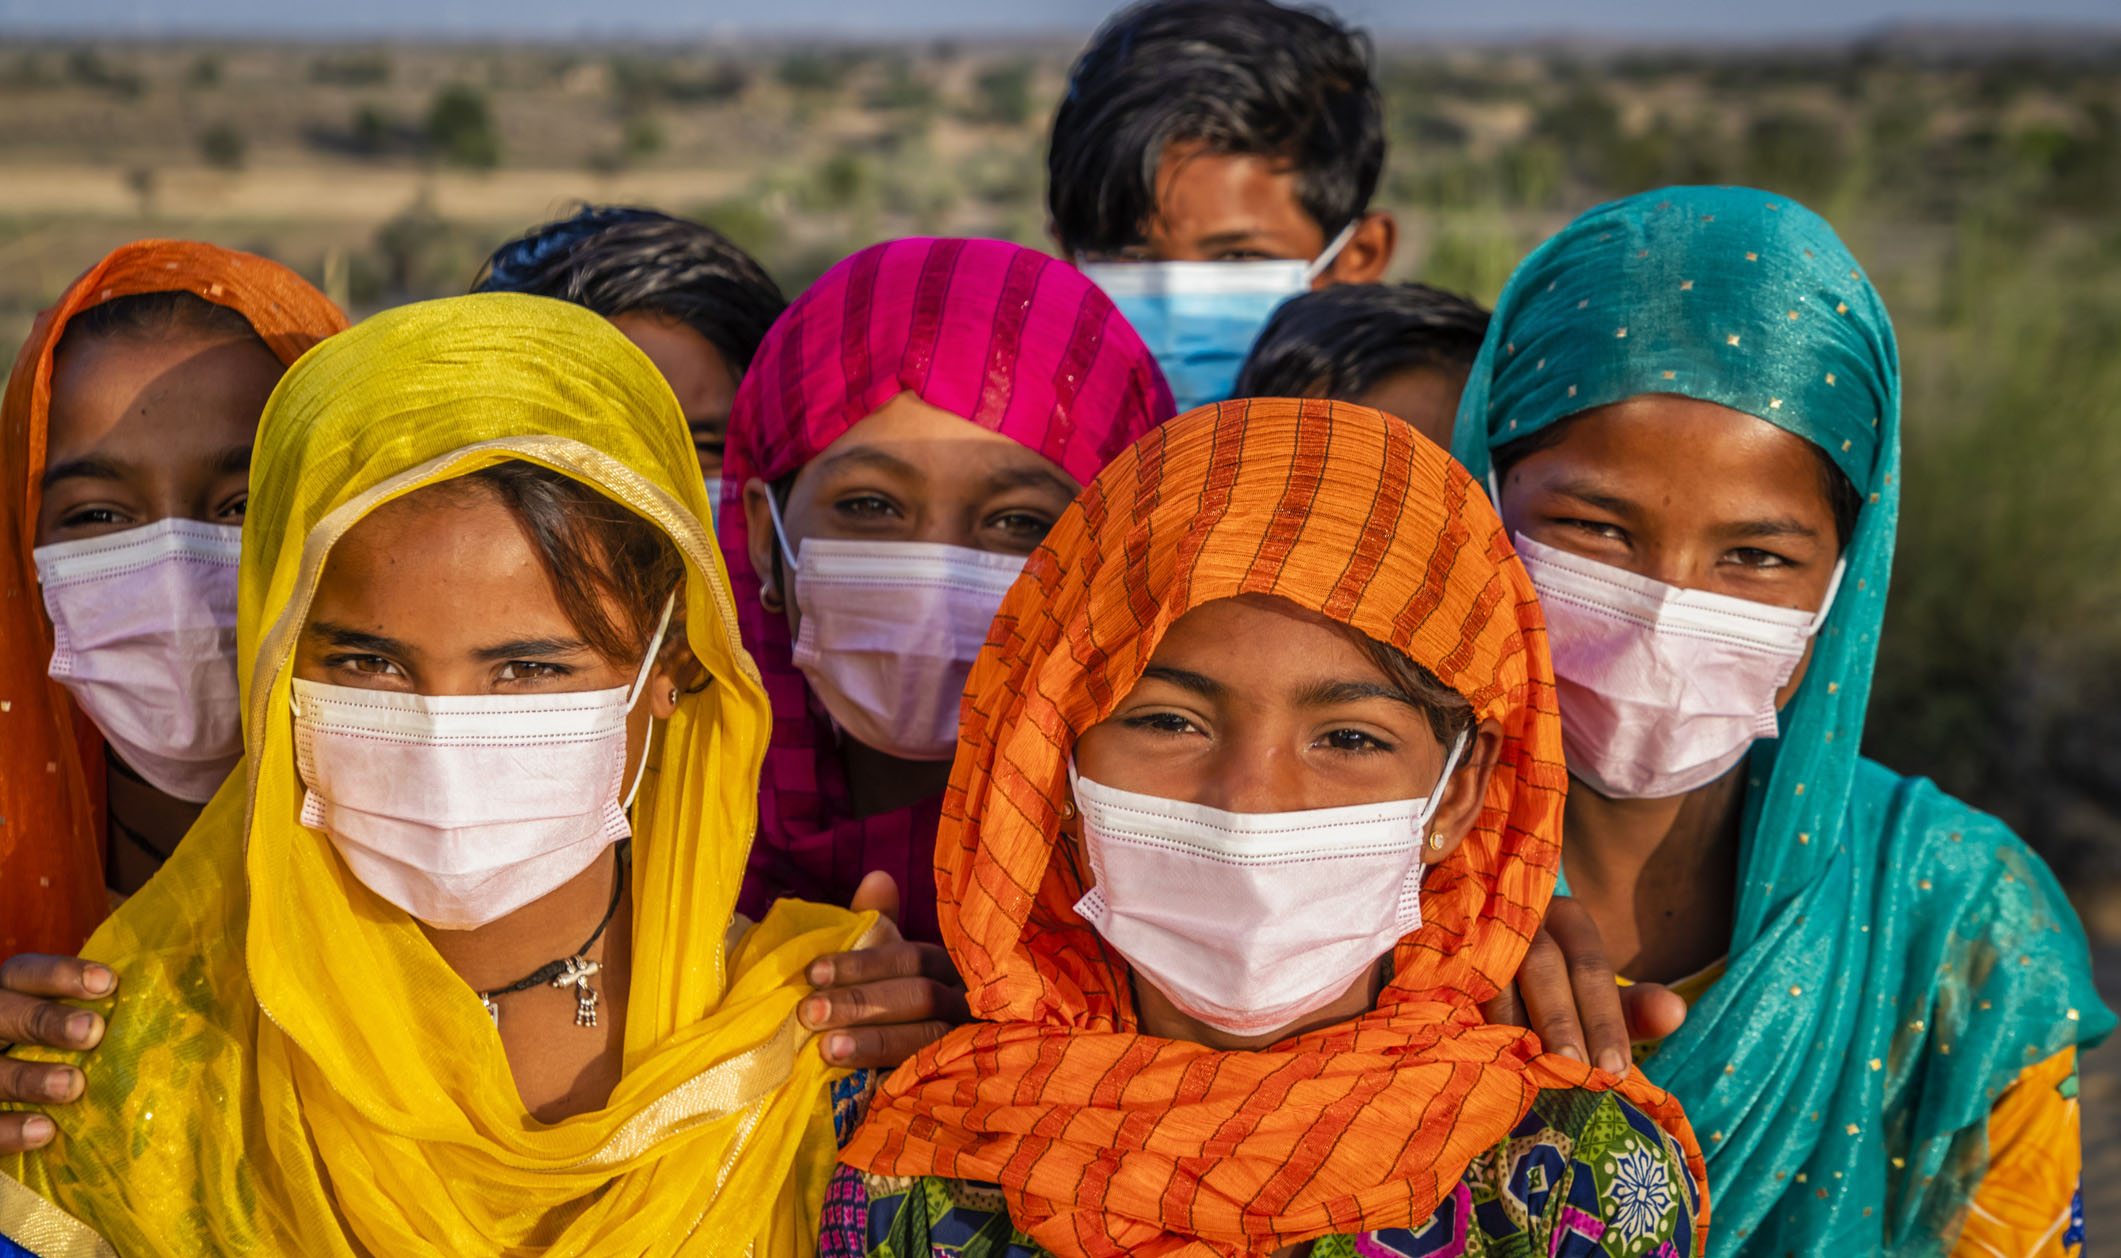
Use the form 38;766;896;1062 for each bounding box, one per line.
841;399;1708;1256
0;240;346;959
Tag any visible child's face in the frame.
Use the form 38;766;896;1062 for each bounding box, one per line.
1074;139;1394;283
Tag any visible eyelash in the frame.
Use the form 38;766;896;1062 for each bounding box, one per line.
325;653;400;677
59;506;133;528
1121;711;1198;737
496;661;572;682
832;493;902;522
1317;728;1394;755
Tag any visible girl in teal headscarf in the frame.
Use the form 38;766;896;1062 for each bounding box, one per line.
1452;186;2112;1257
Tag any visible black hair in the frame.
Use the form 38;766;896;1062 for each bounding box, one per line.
472;205;786;375
56;290;263;356
1047;0;1384;257
1359;635;1478;747
1493;413;1865;553
461;460;684;667
1235;283;1491;400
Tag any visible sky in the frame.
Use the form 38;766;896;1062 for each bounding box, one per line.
3;0;2118;41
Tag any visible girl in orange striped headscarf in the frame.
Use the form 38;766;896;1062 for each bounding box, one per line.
832;399;1709;1257
0;241;345;959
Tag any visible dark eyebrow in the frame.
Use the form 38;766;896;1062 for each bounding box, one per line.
1193;229;1274;251
981;464;1079;498
1720;517;1823;542
810;445;922;482
469;636;595;663
306;620;414;658
1293;678;1422;711
1547;479;1641;520
1137;665;1226;700
40;455;133;489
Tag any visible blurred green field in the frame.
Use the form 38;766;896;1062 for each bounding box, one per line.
3;34;2118;928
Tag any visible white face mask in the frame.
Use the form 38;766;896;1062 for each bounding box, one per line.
34;519;245;803
1071;733;1466;1037
1514;534;1842;800
766;494;1024;762
1078;221;1357;413
290;599;671;930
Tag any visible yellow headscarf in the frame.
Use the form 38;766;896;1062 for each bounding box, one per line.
0;293;877;1257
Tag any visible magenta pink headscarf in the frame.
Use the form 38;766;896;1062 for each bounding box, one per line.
721;237;1174;943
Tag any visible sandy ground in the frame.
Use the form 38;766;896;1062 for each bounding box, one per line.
0;163;751;224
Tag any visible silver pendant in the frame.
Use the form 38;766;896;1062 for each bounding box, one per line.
552;955;603;1028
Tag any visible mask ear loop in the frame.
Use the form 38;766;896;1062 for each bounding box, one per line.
622;592;678;809
1301;218;1363;284
1420;729;1471;851
762;485;802;575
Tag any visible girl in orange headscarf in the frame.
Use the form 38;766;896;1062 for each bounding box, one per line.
831;399;1709;1257
0;241;346;961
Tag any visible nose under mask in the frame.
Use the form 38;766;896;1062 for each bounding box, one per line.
766;492;1025;762
1078;220;1357;414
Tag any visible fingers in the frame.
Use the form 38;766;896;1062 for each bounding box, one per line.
0;954;116;1003
799;973;972;1032
1480;981;1528;1029
0;1054;85;1107
0;990;106;1053
0;1113;58;1155
815;1019;955;1070
846;871;901;924
1620;982;1689;1043
1538;897;1629;1076
1512;926;1587;1066
808;939;958;992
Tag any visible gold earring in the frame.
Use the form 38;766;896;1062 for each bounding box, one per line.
667;686;679;704
1427;828;1446;852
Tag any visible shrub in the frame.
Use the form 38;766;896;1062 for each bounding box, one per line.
426;84;501;169
200;122;246;171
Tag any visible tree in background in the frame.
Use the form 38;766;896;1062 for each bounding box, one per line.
426;84;501;169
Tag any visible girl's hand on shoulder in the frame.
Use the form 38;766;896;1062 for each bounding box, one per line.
1480;896;1688;1076
797;872;971;1069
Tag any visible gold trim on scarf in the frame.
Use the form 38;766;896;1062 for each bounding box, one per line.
0;1173;117;1258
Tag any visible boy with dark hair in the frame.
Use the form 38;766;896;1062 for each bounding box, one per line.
1235;282;1490;446
473;205;786;483
1050;0;1394;410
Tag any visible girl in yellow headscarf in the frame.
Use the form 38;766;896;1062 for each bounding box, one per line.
0;292;878;1256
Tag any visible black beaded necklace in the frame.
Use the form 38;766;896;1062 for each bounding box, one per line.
479;842;628;1029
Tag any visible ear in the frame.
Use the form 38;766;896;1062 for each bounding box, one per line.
1319;211;1397;286
740;477;784;612
646;603;706;720
1420;717;1505;865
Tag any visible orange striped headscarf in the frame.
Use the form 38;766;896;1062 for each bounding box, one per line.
0;240;346;959
841;399;1708;1256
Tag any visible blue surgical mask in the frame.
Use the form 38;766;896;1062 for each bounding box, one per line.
1079;221;1357;413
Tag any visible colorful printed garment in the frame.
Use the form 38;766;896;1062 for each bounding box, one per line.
1450;186;2114;1256
720;237;1173;944
824;1089;1701;1258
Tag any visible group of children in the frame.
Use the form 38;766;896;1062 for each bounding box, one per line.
0;2;2109;1256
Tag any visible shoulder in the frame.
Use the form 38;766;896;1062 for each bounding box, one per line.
820;1165;1043;1257
1851;758;2089;949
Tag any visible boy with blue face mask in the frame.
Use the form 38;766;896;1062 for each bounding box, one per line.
1051;0;1396;411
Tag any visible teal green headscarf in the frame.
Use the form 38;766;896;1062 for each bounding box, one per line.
1452;187;2113;1256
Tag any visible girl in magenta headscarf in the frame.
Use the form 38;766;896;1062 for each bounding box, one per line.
721;238;1174;958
